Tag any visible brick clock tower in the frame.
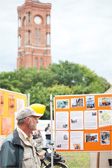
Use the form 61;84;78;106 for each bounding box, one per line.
17;0;51;70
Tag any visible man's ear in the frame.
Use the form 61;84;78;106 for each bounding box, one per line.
25;117;31;125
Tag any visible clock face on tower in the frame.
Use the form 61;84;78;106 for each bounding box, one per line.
34;16;42;24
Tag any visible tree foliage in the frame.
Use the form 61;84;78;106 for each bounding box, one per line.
0;61;111;119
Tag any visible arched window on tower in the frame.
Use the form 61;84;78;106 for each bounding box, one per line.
25;31;27;44
18;53;22;58
46;33;50;46
39;29;41;45
35;28;37;45
46;15;50;25
28;12;31;23
18;35;21;48
18;18;21;28
20;59;23;66
23;16;26;26
28;30;31;44
40;58;43;67
35;58;38;68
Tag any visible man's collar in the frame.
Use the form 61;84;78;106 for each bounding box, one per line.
17;127;32;142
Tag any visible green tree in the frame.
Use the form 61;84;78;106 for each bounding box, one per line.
0;61;111;119
49;61;83;87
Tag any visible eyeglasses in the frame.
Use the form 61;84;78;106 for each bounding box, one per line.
30;116;38;122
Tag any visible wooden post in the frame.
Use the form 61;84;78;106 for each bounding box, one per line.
97;152;100;168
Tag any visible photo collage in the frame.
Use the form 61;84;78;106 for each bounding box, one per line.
55;95;112;151
0;90;26;138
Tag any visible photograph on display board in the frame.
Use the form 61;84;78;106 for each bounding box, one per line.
8;94;15;116
85;133;98;142
70;111;83;130
70;131;83;150
71;98;84;107
0;92;4;115
98;97;111;107
84;111;97;129
56;99;69;109
99;110;112;127
17;99;25;111
2;117;12;135
101;131;110;145
56;111;69;130
56;131;69;150
86;96;95;109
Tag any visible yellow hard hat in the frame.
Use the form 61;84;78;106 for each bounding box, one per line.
29;103;46;118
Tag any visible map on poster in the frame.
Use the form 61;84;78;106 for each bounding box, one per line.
99;110;112;127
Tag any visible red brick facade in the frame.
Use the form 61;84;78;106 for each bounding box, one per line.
17;0;51;70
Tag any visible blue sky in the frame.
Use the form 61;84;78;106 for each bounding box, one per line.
0;0;112;84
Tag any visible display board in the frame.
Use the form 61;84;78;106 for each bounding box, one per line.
54;94;112;152
0;89;27;141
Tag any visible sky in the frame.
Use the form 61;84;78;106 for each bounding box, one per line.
0;0;112;84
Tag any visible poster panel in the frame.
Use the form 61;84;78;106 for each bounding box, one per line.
85;133;98;143
71;98;84;107
56;111;69;130
98;97;111;107
8;94;15;116
84;110;97;129
17;98;25;111
70;131;83;150
0;92;4;115
56;131;69;150
56;99;69;109
2;117;12;135
100;131;110;145
70;111;83;130
54;94;112;152
86;96;95;109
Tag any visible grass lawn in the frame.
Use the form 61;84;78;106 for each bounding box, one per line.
40;150;89;168
61;152;89;168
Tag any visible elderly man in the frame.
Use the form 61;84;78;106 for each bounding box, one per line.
0;106;45;168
